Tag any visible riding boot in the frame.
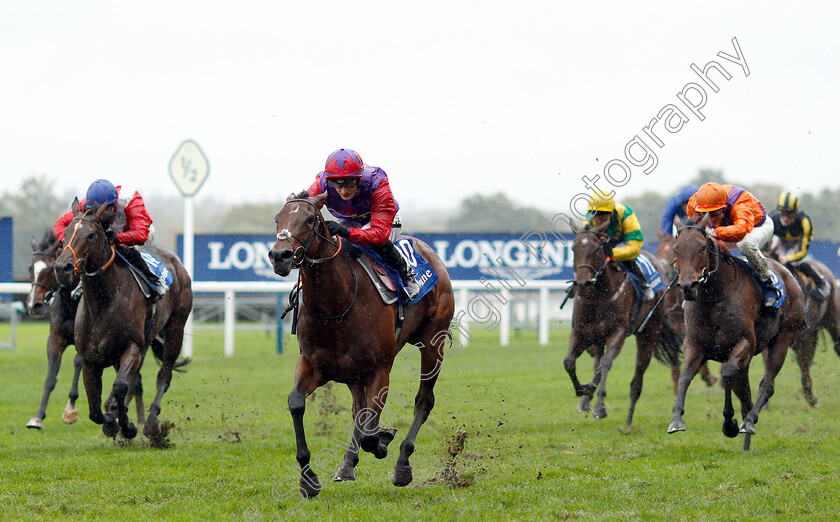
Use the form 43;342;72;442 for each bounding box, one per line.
119;246;164;302
626;260;653;301
377;240;421;301
795;261;832;301
744;248;780;307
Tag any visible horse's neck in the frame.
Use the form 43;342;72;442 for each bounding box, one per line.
300;256;356;315
80;265;123;312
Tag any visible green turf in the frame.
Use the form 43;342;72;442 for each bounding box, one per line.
1;322;840;520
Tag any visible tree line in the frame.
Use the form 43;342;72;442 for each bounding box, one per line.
2;171;839;280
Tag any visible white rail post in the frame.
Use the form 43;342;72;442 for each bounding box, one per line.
499;288;511;346
224;289;235;357
539;286;550;346
457;287;470;347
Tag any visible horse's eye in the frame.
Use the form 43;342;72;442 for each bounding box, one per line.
306;216;315;225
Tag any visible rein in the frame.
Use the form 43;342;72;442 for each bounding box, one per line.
278;199;358;324
675;224;733;302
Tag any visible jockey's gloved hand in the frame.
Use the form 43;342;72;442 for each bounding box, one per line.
603;243;613;260
105;228;118;243
326;221;350;239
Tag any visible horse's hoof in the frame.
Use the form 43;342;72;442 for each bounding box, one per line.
102;422;119;438
592;406;608;419
722;419;739;438
122;422;138;439
392;464;413;487
299;474;321;499
379;427;397;447
143;420;161;439
739;421;756;435
333;466;356;482
576;396;591;413
62;406;78;424
703;376;717;388
667;420;686;433
26;417;43;430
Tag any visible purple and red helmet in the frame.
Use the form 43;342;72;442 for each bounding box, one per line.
324;149;364;180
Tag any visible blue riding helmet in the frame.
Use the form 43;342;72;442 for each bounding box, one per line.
84;179;118;209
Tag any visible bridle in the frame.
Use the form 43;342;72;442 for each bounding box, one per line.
673;224;733;302
573;231;612;285
62;211;116;277
277;198;358;323
276;199;341;268
29;249;59;305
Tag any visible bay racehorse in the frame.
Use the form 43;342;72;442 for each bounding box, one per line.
668;214;803;449
25;229;83;429
269;192;455;498
54;201;192;441
656;237;717;391
564;221;681;426
767;255;840;406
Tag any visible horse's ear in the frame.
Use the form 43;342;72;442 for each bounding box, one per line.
570;221;581;234
71;198;81;216
699;213;710;230
94;201;111;220
285;192;297;203
30;237;38;251
592;220;610;234
312;192;327;209
674;216;683;230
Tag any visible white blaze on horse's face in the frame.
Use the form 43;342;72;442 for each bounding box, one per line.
277;229;291;241
27;259;48;309
289;207;300;214
581;237;589;245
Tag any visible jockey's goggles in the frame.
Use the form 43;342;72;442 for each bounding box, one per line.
329;178;360;188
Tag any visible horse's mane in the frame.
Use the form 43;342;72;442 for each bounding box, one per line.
37;228;58;251
294;189;309;200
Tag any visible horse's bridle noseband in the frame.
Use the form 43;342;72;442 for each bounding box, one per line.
276;199;340;268
62;212;116;277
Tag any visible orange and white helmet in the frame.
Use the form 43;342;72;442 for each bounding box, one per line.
694;182;728;212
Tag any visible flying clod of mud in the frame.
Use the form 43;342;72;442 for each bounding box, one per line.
147;421;175;449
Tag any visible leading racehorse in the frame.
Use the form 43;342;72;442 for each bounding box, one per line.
668;214;803;449
54;201;192;441
268;192;455;498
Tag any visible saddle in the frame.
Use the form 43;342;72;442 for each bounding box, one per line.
355;254;399;305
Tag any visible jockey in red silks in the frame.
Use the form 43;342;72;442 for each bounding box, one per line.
54;178;166;301
306;148;421;300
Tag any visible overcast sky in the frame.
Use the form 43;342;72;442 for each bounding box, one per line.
2;2;838;218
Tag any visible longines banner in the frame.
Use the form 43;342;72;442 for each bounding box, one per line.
177;233;840;283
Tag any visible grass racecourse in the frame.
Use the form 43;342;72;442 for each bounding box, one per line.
2;322;840;520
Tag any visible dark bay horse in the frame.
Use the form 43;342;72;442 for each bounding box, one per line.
25;229;83;429
268;192;455;498
668;215;803;448
768;256;840;406
656;238;717;391
564;222;681;425
54;201;193;441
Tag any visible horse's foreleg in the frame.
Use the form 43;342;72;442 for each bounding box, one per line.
63;353;83;424
592;328;627;420
721;339;752;438
793;331;818;406
27;335;67;429
668;340;704;433
81;362;108;429
112;344;143;439
358;366;394;459
563;330;598;403
333;383;365;482
288;357;323;499
393;340;444;488
128;370;146;425
742;336;790;434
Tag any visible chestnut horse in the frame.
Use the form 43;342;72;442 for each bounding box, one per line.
25;229;83;429
54;201;192;441
656;238;717;391
767;256;840;406
564;221;681;426
668;215;803;449
269;192;455;498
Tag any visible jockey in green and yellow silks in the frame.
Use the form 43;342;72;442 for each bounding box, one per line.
584;190;652;300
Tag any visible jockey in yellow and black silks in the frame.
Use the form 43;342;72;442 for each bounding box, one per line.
768;191;831;298
584;190;653;300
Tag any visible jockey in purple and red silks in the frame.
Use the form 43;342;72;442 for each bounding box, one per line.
306;148;421;300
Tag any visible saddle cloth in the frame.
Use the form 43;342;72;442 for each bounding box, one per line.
735;256;786;309
355;237;439;306
621;254;666;300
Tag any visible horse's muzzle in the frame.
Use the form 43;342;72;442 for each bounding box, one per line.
54;260;76;287
27;301;47;317
679;281;699;301
268;248;294;276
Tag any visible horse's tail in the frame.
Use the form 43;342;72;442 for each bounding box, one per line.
149;337;192;373
653;319;683;367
